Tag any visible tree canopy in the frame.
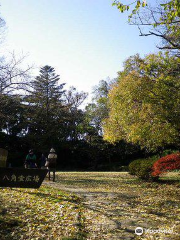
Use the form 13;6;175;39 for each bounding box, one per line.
113;1;180;56
112;0;180;21
103;53;180;151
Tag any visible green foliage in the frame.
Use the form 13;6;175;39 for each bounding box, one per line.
0;94;27;137
161;149;179;157
85;79;113;136
129;159;142;176
112;0;147;15
26;65;66;148
112;1;180;55
112;0;180;22
129;157;158;180
103;53;180;151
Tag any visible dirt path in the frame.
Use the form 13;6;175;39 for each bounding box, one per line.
43;172;180;240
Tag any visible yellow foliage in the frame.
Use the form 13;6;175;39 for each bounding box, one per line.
103;54;180;150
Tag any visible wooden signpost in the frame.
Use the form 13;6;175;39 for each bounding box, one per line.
0;148;48;188
0;168;48;188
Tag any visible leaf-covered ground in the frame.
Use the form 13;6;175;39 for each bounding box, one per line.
0;172;180;240
47;172;180;240
0;186;86;240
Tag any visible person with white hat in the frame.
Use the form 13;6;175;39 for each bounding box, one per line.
45;148;57;168
45;148;57;182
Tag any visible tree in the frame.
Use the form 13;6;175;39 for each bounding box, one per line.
26;65;66;148
0;53;32;94
103;53;180;151
0;94;26;135
85;79;115;135
112;1;180;56
64;86;87;110
64;86;88;141
0;9;32;94
0;13;32;128
0;8;33;159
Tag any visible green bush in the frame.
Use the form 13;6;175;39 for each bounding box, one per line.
129;159;143;176
129;157;158;180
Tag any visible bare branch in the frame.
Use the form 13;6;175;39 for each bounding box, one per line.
0;53;33;94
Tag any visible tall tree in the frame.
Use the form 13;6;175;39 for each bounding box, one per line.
85;79;115;136
0;12;32;135
103;53;180;151
64;86;88;141
26;65;66;148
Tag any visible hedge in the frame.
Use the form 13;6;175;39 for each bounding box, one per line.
129;157;158;180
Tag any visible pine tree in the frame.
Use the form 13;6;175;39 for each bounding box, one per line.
27;65;66;148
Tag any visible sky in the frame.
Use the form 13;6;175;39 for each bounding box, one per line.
0;0;159;96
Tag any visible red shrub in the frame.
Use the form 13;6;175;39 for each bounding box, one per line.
151;153;180;177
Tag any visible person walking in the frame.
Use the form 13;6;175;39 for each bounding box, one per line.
45;148;57;182
45;148;57;168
